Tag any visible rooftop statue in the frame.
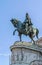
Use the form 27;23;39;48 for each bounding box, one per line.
10;13;39;44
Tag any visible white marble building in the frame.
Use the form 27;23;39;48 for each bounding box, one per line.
10;40;42;65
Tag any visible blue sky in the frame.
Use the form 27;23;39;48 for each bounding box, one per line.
0;0;42;65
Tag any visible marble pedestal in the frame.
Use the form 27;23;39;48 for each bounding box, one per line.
10;41;42;65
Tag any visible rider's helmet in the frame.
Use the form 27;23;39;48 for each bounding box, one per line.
26;13;29;19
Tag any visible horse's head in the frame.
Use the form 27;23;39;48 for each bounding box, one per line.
10;18;18;27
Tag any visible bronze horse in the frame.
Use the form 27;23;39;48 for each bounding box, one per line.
10;18;39;43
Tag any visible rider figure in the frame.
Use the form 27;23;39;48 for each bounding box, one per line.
23;13;33;33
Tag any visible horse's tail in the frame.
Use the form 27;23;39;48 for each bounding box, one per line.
36;28;39;39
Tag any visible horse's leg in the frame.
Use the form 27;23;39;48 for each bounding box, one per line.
36;29;39;39
28;32;35;44
18;33;22;41
31;38;35;44
13;29;17;35
36;34;38;39
19;34;21;41
29;36;35;44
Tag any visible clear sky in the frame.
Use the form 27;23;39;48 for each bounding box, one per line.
0;0;42;65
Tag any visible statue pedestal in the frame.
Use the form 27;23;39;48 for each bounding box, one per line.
10;41;42;65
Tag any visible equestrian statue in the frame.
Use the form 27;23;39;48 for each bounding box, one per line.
10;13;39;43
